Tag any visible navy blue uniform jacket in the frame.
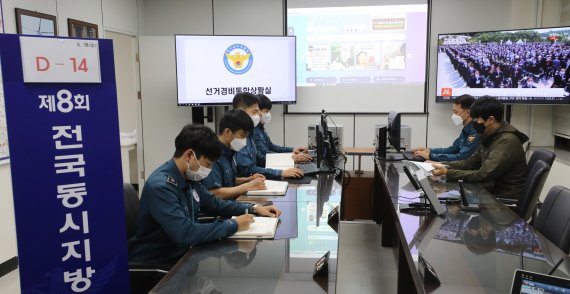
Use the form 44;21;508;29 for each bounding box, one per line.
129;159;253;264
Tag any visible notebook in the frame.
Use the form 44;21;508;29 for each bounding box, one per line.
511;269;570;293
228;217;279;239
266;153;294;170
246;180;289;196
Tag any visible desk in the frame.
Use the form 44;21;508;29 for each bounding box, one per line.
343;147;375;174
151;173;343;294
373;160;570;293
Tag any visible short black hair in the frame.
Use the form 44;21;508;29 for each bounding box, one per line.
258;94;272;111
218;109;254;135
173;124;221;160
232;92;260;110
469;96;503;122
454;94;476;110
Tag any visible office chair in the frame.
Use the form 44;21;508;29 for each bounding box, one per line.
498;159;550;222
526;149;556;210
123;183;170;294
514;160;550;222
527;149;556;172
124;183;140;243
533;185;570;254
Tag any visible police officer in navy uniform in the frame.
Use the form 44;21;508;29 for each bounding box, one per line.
129;124;281;266
232;92;303;179
254;94;312;167
413;95;480;161
202;109;267;200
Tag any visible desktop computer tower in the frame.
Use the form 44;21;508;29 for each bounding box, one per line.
375;124;411;151
308;124;343;149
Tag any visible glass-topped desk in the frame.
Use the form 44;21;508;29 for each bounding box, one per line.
375;159;570;293
150;173;342;294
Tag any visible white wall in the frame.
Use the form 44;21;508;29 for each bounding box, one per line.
138;0;284;175
0;0;139;266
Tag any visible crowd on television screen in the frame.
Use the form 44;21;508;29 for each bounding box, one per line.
441;41;570;91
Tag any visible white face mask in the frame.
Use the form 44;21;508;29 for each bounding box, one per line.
451;114;464;126
261;112;272;125
250;114;260;127
230;137;247;151
186;151;212;181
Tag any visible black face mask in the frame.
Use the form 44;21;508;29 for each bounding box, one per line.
473;121;486;134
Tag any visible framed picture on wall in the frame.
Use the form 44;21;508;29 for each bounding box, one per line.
67;18;98;39
15;8;57;36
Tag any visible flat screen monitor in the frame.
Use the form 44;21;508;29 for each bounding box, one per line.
286;3;429;113
316;124;325;168
175;35;297;106
326;130;337;167
435;26;570;104
320;111;328;135
376;126;387;159
387;111;402;151
414;170;447;216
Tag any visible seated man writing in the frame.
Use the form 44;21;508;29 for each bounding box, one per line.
202;109;267;199
254;94;312;166
232;92;304;179
432;96;528;199
129;124;281;266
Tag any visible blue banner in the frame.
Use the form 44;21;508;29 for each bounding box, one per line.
1;34;130;293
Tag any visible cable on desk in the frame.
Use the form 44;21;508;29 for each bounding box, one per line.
398;195;422;200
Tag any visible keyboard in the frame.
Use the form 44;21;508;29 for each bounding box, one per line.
402;151;426;162
295;162;320;175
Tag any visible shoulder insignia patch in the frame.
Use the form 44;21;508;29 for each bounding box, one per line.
467;135;476;143
166;175;177;186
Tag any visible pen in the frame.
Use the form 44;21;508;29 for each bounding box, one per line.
245;208;248;215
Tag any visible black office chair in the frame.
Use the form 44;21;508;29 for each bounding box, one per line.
124;183;140;244
123;183;169;294
527;149;556;210
533;185;570;254
514;160;550;221
527;149;556;172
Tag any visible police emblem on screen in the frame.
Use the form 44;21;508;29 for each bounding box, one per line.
224;44;253;75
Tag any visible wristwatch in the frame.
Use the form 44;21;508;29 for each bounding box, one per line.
252;204;260;215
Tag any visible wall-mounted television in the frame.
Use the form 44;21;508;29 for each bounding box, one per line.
175;35;296;106
435;26;570;104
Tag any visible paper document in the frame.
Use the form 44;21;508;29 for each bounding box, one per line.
409;161;436;172
246;180;288;196
266;153;294;170
228;217;279;239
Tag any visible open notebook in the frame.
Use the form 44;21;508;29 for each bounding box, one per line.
246;180;289;196
228;217;279;239
265;153;294;170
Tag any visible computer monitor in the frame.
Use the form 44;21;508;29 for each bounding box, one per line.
414;170;447;216
320;110;328;136
326;130;338;165
316;125;325;168
376;126;387;159
387;111;402;151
